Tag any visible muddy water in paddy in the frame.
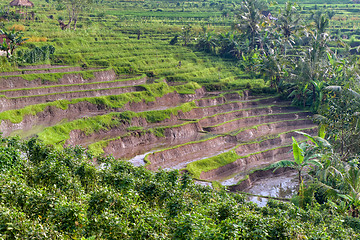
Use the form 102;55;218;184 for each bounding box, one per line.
246;171;298;207
128;150;157;166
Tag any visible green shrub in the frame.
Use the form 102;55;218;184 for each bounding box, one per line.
17;45;55;64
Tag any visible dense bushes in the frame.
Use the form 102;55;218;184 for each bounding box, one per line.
0;135;358;239
17;45;55;64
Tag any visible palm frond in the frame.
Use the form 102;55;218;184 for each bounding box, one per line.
270;160;297;172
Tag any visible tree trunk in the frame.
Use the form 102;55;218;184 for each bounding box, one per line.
312;83;316;107
73;16;77;30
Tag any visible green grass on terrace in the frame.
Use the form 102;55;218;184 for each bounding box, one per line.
0;82;201;124
186;126;317;179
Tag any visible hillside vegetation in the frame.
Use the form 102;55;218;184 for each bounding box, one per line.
0;0;360;239
0;135;359;239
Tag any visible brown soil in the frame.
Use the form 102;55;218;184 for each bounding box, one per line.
184;98;275;118
204;112;311;134
103;122;203;160
64;114;185;146
61;96;283;148
235;128;317;156
0;76;147;97
0;86;144;111
199;127;317;183
18;64;68;70
198;106;300;128
0;65;318;188
0;88;206;136
235;119;316;142
200;146;292;181
146;135;237;171
0;69;117;90
0;66;82;76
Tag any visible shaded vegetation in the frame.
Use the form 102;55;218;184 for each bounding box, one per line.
0;135;358;239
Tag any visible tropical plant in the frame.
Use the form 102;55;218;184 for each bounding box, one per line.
180;24;192;46
286;14;331;108
234;0;267;50
316;86;360;158
217;31;242;59
315;159;360;217
55;0;94;30
196;31;217;54
17;45;56;64
0;29;28;59
271;132;328;187
169;35;178;45
259;47;287;91
275;1;303;55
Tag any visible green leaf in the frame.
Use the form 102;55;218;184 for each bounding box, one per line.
296;131;318;147
338;194;353;202
318;124;326;138
270;160;297;172
307;159;323;168
292;137;303;165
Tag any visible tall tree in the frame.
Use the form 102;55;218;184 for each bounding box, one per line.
318;86;360;158
234;0;267;50
276;1;303;56
288;13;331;108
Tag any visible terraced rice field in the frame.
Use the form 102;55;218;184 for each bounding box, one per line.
0;65;317;190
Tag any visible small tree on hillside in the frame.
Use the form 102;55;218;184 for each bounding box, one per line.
181;24;192;46
56;0;93;30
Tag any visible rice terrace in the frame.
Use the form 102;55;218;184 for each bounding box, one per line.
0;0;360;239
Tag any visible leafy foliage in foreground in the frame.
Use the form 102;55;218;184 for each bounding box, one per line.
0;135;358;239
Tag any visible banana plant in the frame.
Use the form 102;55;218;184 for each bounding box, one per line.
271;134;324;188
0;29;28;59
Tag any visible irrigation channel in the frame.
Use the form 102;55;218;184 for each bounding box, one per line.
0;66;316;204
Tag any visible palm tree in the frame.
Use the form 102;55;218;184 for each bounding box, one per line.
234;0;267;50
259;46;288;92
288;14;331;109
276;1;303;56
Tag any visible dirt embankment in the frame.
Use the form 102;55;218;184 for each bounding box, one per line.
228;167;295;192
0;66;82;76
0;86;144;112
64;92;266;147
200;146;292;181
204;112;311;134
235;119;316;142
186;97;285;118
102;122;202;160
0;69;117;90
65;114;184;146
235;129;317;156
198;106;300;128
199;127;317;182
146;135;237;171
1;76;148;98
194;92;249;107
0;89;206;136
